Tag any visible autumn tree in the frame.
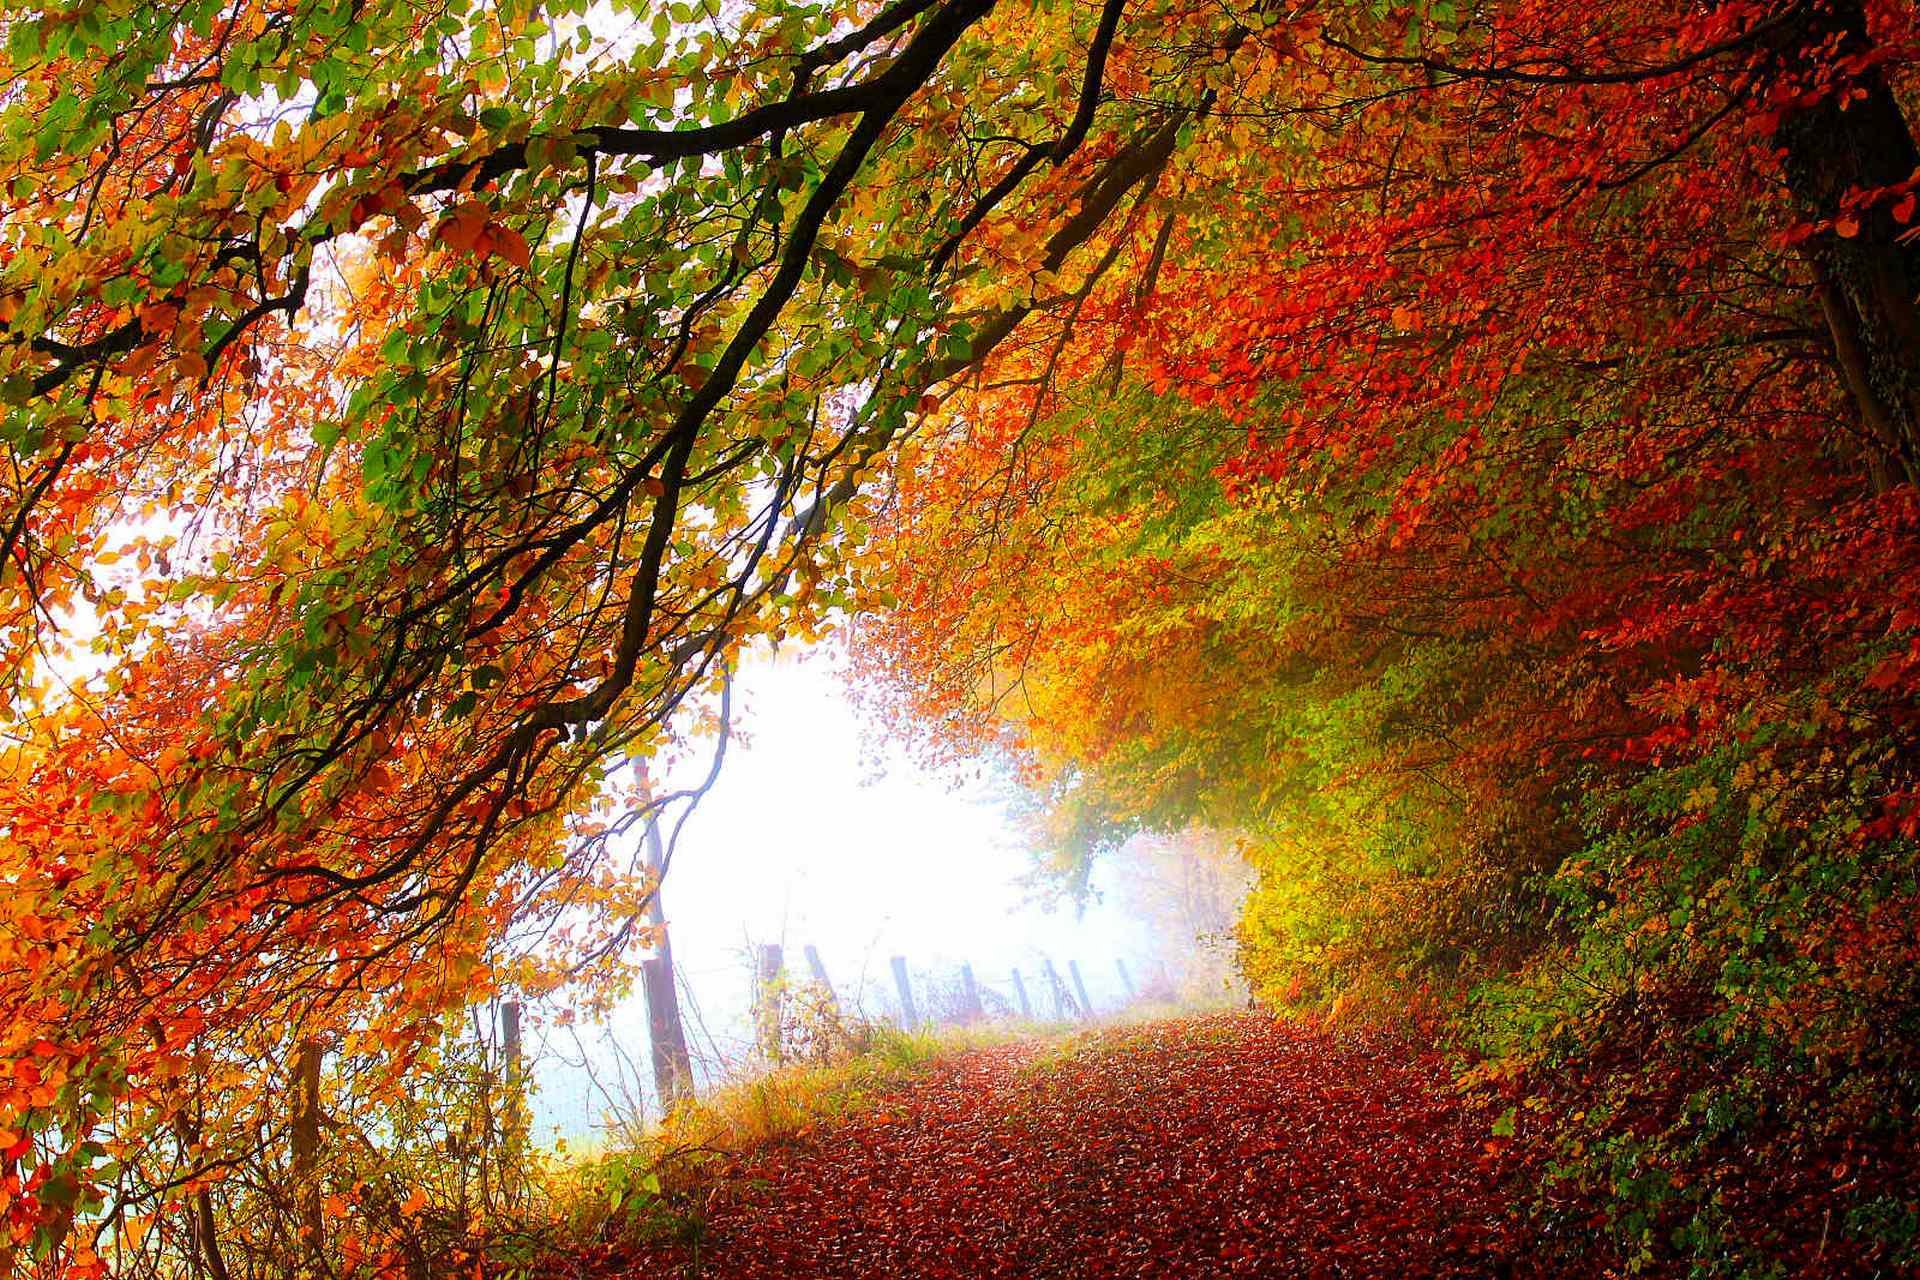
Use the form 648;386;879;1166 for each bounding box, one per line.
0;0;1270;1270
4;0;1916;1267
860;0;1920;1269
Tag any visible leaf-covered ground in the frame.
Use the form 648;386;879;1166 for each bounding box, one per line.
577;1014;1579;1279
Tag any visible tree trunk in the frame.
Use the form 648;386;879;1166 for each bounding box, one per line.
638;768;695;1107
290;1040;323;1265
1773;0;1920;488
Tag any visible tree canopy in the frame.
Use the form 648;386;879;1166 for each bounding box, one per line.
859;0;1920;1265
2;0;1917;1271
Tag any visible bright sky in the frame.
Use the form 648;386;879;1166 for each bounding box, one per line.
530;642;1161;1141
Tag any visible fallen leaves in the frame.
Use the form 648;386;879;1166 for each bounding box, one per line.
579;1015;1569;1280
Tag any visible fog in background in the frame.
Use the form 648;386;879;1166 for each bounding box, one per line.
526;644;1249;1143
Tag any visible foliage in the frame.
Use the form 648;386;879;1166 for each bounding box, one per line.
856;0;1920;1270
5;0;1919;1267
0;0;1249;1270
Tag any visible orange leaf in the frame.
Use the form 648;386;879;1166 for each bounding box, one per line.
436;203;490;255
138;302;180;336
491;226;531;269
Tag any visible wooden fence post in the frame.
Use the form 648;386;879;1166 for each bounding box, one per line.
1069;960;1095;1019
494;1000;526;1212
891;955;920;1027
1041;956;1074;1019
959;962;985;1023
1116;958;1136;1000
291;1039;323;1257
755;943;786;1064
803;944;839;1012
500;1000;522;1088
1010;968;1033;1019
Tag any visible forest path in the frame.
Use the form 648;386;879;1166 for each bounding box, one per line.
590;1013;1558;1279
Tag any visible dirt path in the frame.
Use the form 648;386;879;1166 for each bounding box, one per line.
595;1014;1555;1279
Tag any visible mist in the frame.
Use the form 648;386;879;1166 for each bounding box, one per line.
527;643;1248;1142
